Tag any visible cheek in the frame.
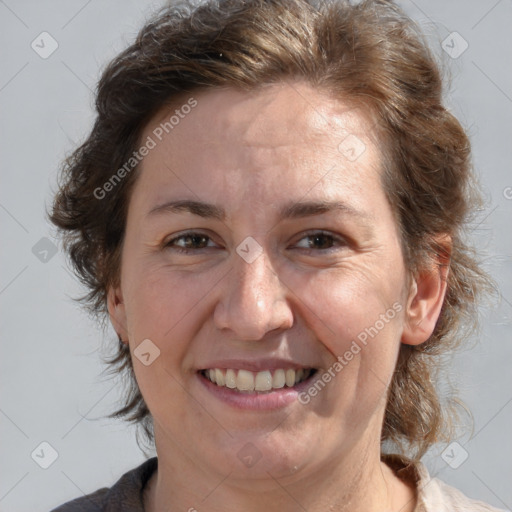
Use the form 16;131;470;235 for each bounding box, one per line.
292;262;405;356
122;266;213;420
124;260;216;338
294;269;405;424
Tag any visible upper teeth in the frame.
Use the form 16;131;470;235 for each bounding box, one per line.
204;368;313;392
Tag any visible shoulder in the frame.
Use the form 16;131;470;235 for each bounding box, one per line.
50;487;108;512
49;457;158;512
418;474;507;512
383;454;507;512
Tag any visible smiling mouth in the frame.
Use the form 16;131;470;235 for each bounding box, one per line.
199;368;318;393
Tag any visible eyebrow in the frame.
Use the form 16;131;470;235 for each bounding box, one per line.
146;199;372;222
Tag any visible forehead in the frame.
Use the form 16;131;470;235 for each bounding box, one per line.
134;82;384;212
148;82;376;150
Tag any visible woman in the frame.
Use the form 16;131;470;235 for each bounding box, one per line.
48;0;503;510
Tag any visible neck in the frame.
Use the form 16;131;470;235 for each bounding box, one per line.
144;426;416;512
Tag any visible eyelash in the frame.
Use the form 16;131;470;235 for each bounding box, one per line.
164;230;347;254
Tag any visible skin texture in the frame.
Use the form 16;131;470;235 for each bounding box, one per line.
108;81;449;512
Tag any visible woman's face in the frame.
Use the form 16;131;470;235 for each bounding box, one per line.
109;82;416;479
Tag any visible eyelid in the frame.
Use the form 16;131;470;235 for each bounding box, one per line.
163;229;348;252
164;230;219;248
292;230;347;250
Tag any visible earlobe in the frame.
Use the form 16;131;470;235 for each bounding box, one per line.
401;237;451;346
107;286;129;344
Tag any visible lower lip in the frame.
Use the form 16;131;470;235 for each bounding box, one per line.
197;371;317;411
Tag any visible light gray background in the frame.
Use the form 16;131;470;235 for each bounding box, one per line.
0;1;511;511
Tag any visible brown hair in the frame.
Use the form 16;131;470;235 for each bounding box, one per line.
48;0;492;459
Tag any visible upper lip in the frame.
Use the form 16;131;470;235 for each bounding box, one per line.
197;358;318;372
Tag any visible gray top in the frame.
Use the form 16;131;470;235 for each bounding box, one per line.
50;457;157;512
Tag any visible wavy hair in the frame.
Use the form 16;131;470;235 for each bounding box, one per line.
48;0;492;459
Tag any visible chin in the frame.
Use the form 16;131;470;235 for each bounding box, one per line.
207;428;318;481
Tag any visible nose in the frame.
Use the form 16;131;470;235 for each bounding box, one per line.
213;248;294;340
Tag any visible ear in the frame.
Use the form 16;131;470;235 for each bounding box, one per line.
401;236;451;346
107;285;129;344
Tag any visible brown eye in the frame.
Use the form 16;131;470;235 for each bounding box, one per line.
294;231;346;252
165;232;215;253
